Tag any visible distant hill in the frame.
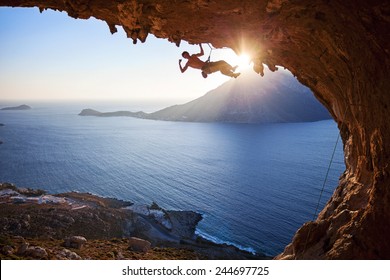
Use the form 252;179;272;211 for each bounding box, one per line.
79;69;331;123
79;108;147;118
1;104;31;111
146;69;330;123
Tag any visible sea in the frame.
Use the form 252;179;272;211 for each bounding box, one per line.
0;102;345;257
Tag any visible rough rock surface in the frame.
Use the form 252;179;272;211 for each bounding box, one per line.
56;248;82;260
0;0;389;259
128;237;151;253
25;246;48;259
0;183;263;259
64;236;87;249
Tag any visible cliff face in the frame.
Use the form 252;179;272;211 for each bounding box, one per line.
1;0;389;259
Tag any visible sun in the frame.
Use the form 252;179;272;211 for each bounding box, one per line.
235;54;251;71
210;48;252;73
221;50;251;71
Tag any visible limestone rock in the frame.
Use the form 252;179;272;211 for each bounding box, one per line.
25;246;48;259
0;0;389;259
64;236;87;249
57;248;82;260
116;251;125;260
166;211;202;240
16;242;29;255
2;245;14;255
128;237;151;253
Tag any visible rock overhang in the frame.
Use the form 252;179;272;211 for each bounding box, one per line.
1;0;389;259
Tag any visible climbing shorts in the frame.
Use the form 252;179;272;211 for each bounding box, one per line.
202;60;229;74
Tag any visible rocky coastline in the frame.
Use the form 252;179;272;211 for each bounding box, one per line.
0;183;269;260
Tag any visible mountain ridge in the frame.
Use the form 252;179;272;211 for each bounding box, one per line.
79;69;331;123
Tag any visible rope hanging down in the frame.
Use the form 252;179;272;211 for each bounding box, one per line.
314;105;349;218
300;104;350;258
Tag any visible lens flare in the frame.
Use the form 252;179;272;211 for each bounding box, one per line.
235;54;251;70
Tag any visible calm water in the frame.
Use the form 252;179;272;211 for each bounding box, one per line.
0;104;345;256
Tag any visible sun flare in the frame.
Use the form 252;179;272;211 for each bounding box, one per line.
224;51;252;71
208;48;252;73
235;54;251;70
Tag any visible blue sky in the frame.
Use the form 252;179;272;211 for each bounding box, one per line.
0;7;248;108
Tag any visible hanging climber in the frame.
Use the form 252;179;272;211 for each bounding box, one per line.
179;44;240;78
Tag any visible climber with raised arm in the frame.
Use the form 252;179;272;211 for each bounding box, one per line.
179;44;240;78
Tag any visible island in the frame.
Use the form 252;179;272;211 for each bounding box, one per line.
0;183;268;260
1;104;31;110
79;108;147;118
79;70;330;124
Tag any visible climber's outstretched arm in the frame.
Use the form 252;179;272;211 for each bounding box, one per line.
179;59;189;73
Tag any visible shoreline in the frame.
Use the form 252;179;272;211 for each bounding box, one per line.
195;228;257;255
0;182;271;260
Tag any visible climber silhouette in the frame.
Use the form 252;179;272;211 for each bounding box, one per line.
179;44;240;78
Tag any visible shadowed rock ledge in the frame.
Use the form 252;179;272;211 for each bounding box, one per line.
1;0;389;259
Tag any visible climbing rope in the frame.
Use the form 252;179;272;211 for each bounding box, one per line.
205;43;230;62
206;43;215;63
300;104;350;259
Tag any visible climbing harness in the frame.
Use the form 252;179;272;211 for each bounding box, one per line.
300;104;350;259
203;44;233;74
202;43;217;74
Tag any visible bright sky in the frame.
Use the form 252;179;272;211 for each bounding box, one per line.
0;7;251;108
